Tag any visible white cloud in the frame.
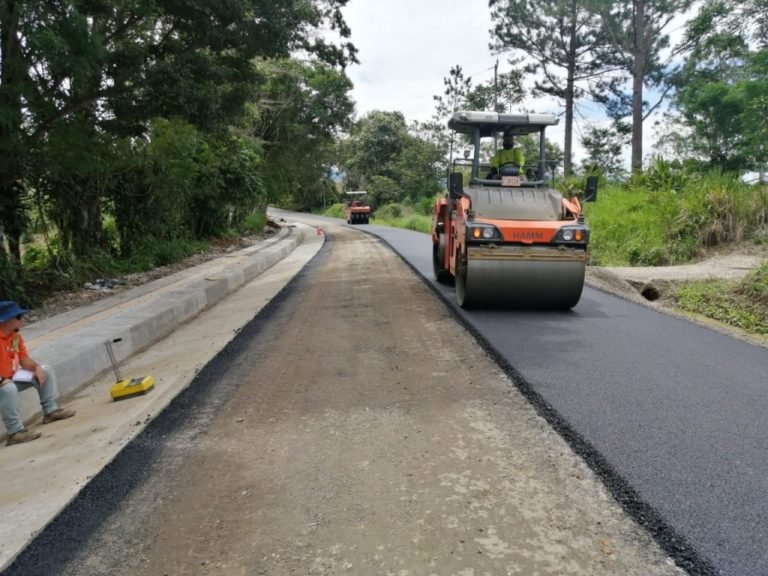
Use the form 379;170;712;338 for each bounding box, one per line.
343;0;497;122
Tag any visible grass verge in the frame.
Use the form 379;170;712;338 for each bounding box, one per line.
673;264;768;335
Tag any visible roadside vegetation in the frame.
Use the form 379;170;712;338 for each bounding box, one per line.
581;162;768;267
324;200;433;234
0;1;356;305
674;264;768;335
577;166;768;337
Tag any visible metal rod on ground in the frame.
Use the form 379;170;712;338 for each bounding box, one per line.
105;338;122;382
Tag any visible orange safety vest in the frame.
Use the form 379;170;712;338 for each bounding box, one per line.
0;332;26;378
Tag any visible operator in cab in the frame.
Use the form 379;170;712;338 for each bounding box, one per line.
487;129;525;179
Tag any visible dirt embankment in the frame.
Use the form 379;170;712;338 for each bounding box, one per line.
24;231;276;324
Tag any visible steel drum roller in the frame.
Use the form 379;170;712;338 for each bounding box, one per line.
456;245;586;309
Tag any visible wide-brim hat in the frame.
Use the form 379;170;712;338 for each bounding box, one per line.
0;301;29;322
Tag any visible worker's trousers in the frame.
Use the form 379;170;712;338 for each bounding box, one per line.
0;365;59;434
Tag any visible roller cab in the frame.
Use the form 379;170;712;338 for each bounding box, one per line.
431;111;598;309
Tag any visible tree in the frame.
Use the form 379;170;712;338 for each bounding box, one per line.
465;68;525;113
430;64;526;169
0;0;357;286
250;59;355;211
589;0;694;172
661;0;768;174
395;131;445;201
338;111;446;207
580;122;631;178
341;111;411;189
490;0;618;176
432;66;473;120
0;0;357;303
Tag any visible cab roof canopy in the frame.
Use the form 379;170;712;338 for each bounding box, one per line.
448;110;558;137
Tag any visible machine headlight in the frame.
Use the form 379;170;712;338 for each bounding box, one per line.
468;224;501;241
556;226;588;243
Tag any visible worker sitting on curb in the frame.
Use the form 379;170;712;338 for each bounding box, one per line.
0;301;75;446
487;129;525;179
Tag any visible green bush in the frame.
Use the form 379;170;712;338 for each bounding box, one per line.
736;263;768;306
626;244;668;266
21;245;49;271
375;203;403;220
0;257;25;304
415;196;437;215
324;203;345;219
241;212;267;234
675;278;768;335
123;239;208;270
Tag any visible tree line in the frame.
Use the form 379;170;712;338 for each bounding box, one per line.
458;0;768;179
0;0;356;301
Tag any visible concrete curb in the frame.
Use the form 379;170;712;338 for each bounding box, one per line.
14;226;302;425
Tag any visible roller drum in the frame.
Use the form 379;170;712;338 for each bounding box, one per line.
456;245;586;309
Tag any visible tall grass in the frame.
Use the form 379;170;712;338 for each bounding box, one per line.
323;203;346;219
584;165;768;266
583;187;671;266
674;264;768;334
371;201;433;233
324;165;768;269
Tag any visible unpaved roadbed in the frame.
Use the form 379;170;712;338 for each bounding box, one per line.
15;224;685;575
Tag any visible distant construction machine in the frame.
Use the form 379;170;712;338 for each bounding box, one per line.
345;190;371;224
431;110;598;309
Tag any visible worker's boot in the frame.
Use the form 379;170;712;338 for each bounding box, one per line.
6;428;42;446
42;408;76;424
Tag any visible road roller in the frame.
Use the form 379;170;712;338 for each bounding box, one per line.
431;111;598;309
345;190;371;224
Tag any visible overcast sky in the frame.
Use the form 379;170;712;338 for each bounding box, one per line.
340;0;693;167
341;0;502;123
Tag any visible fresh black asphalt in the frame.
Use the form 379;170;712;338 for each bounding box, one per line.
357;222;768;576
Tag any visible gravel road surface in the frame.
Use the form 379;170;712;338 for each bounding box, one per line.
6;222;682;575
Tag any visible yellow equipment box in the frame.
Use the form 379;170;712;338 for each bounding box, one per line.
105;338;155;401
110;375;155;400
